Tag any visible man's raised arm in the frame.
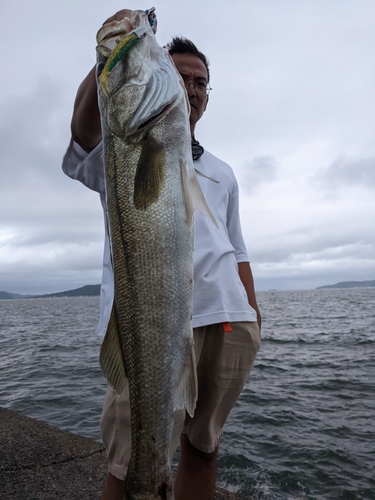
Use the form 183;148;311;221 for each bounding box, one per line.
71;66;102;152
70;9;134;152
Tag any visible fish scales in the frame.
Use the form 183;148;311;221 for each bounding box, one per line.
96;9;206;500
107;118;193;495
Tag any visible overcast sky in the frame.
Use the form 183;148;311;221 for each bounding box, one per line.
0;0;374;294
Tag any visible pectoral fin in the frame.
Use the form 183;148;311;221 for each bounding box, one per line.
99;305;128;395
133;135;165;210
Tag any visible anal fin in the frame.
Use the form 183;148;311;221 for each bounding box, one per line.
99;305;128;395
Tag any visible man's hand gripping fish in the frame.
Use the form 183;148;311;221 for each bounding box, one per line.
96;8;215;500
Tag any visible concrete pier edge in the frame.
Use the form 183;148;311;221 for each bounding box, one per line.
0;408;250;499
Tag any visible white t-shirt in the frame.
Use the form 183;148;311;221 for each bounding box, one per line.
62;139;257;337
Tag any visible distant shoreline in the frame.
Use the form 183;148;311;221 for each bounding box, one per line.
316;280;375;289
0;284;100;300
1;280;375;300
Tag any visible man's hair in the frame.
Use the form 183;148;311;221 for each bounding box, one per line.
165;37;210;82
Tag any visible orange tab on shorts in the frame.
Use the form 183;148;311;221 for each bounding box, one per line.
222;322;233;332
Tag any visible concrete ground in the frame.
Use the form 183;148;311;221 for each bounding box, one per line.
0;407;249;499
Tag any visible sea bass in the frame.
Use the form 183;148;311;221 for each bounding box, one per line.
96;8;213;500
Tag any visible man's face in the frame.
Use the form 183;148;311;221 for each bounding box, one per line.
171;53;209;136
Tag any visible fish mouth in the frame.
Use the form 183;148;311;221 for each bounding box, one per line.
100;29;128;43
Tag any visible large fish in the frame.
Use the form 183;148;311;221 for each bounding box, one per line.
96;8;214;500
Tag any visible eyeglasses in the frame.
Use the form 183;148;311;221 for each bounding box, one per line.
183;79;212;97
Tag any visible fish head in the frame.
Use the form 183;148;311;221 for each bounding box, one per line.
96;9;184;142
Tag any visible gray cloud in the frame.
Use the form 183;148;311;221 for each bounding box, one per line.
312;156;375;191
0;77;103;226
0;77;105;295
1;0;374;294
248;223;374;264
0;78;71;187
239;156;278;192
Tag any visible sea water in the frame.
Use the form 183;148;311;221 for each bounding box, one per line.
1;289;374;499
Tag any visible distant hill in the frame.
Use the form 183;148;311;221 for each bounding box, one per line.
317;280;375;289
37;285;101;298
0;285;101;300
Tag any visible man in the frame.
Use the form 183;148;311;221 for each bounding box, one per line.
63;9;261;500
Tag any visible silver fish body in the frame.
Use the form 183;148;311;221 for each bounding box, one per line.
96;9;210;500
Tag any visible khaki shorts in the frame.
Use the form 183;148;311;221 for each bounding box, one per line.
100;321;261;480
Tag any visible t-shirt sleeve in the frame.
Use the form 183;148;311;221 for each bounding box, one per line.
62;138;105;194
226;174;250;263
